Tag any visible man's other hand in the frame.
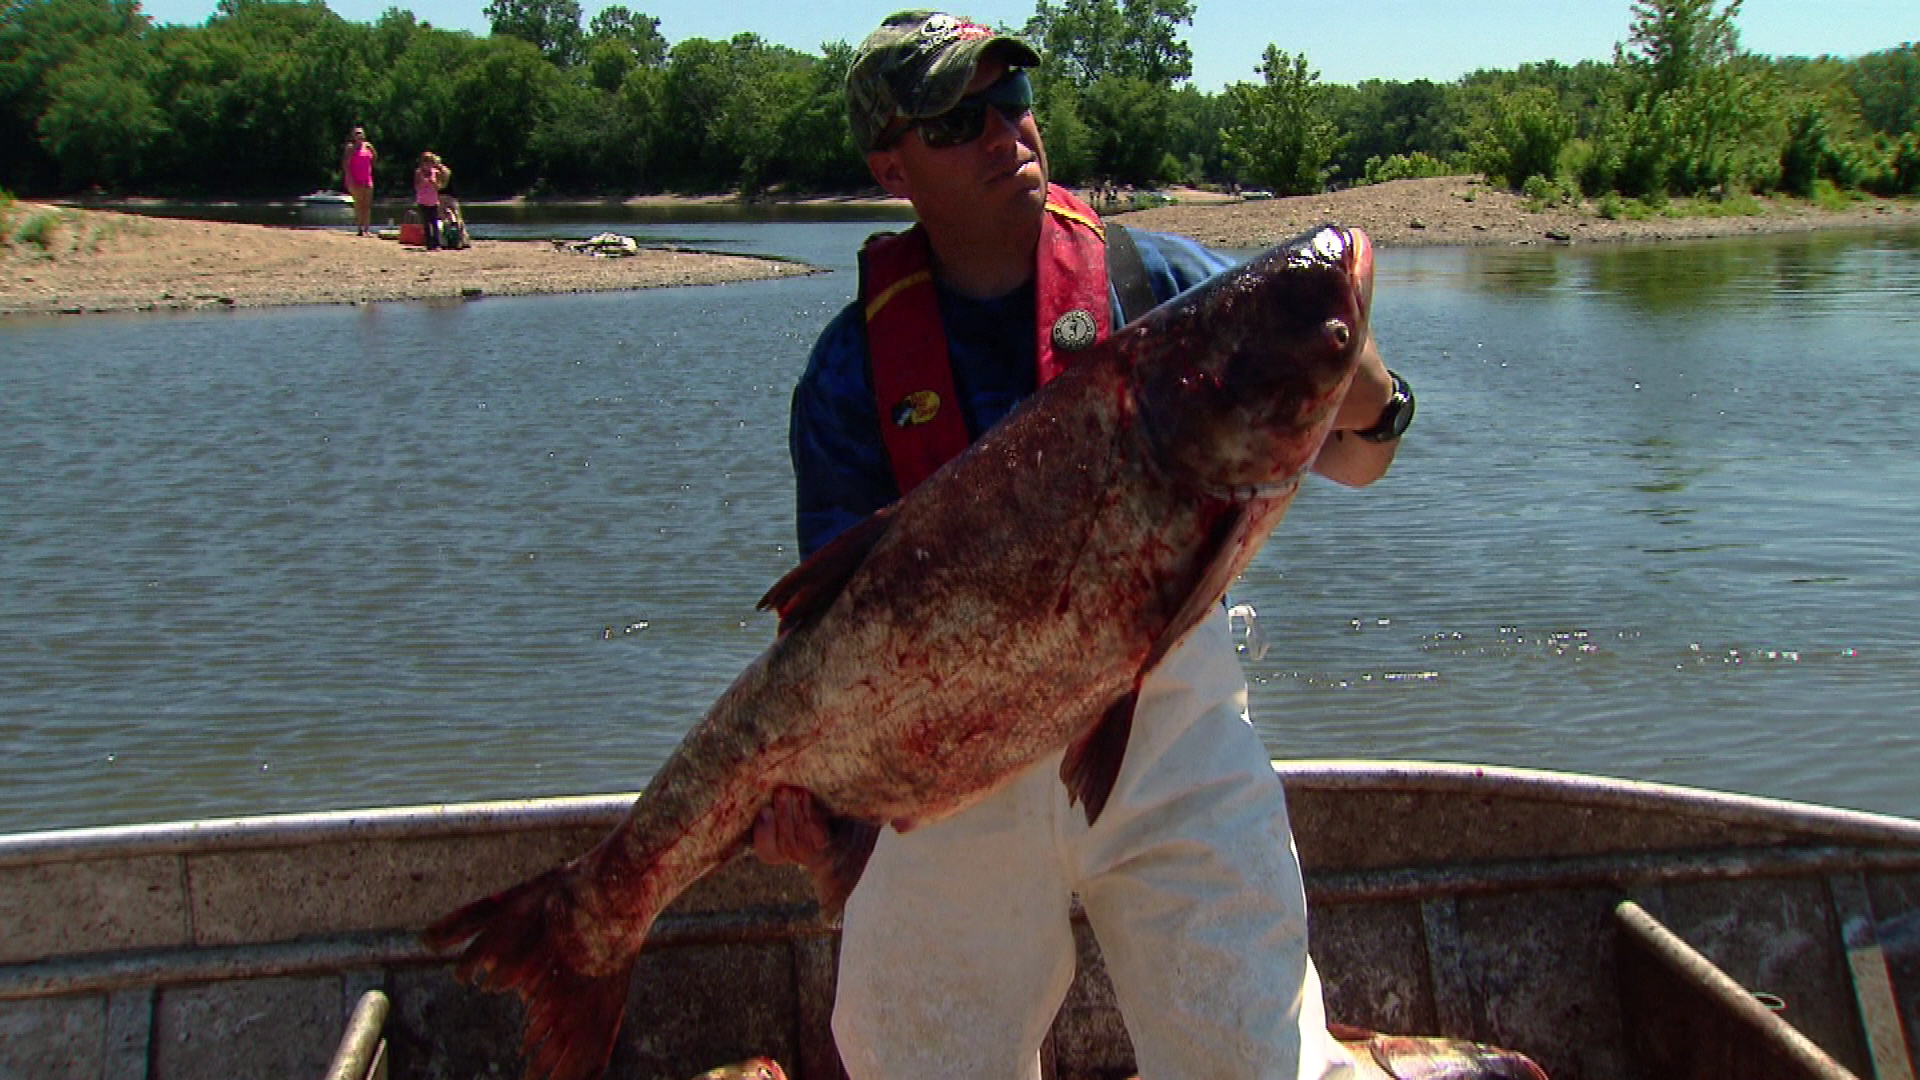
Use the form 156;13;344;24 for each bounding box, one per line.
753;786;833;869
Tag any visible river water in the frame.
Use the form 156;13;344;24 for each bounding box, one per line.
2;216;1916;835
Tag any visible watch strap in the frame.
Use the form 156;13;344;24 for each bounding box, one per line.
1353;370;1413;443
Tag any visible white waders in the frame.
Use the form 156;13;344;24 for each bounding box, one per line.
832;610;1356;1080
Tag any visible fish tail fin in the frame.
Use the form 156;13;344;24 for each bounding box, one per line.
424;865;637;1080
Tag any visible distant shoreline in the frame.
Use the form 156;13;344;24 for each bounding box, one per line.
11;177;1918;318
51;190;914;211
51;178;1920;251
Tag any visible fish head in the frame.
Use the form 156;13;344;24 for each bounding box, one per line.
1128;224;1373;496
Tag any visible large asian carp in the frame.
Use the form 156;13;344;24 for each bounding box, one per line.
425;224;1377;1080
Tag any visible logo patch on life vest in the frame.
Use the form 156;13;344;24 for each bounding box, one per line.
1051;308;1098;351
891;390;942;428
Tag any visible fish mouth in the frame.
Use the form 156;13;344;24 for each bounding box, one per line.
1342;226;1375;321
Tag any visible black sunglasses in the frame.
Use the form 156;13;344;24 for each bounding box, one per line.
889;70;1034;150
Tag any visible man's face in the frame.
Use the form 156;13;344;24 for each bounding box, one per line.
866;57;1049;226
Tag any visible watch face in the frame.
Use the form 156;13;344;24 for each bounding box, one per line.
1382;386;1413;438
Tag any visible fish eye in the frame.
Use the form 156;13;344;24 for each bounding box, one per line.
1323;319;1350;348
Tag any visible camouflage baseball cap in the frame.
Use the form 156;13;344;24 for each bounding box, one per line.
847;11;1042;152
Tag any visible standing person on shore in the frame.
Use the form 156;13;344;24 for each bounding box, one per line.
341;126;377;236
757;10;1412;1080
413;151;451;251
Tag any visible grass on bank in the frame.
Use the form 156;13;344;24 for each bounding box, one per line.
1502;172;1880;221
1;192;141;256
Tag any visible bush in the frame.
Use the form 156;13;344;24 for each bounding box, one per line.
1361;152;1455;185
1810;177;1856;211
6;208;68;250
1703;191;1765;216
1779;102;1872;196
1470;86;1575;190
1521;173;1579;209
1157;152;1191;187
1883;134;1920;195
1595;192;1661;220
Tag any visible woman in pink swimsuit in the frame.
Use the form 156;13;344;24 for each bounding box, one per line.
341;127;376;236
413;151;452;250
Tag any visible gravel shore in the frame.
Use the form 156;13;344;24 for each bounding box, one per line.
0;206;816;318
6;177;1915;318
1117;175;1920;250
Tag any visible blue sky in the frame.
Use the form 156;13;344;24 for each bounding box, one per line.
134;0;1917;91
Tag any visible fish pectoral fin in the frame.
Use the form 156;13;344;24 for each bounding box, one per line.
1057;505;1254;829
813;816;882;916
758;507;896;635
1061;691;1135;826
1142;503;1254;675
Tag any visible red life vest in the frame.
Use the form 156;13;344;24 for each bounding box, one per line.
861;184;1110;496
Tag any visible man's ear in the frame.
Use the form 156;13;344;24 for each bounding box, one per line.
867;150;912;200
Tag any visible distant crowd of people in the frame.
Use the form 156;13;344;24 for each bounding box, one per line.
340;126;455;250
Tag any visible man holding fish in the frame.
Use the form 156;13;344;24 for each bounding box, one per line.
427;11;1427;1080
765;11;1411;1079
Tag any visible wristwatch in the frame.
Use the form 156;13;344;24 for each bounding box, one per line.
1353;370;1414;443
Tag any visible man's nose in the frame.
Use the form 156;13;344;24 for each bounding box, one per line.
979;105;1023;148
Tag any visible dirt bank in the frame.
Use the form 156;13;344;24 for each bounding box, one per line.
1117;176;1920;250
0;204;815;318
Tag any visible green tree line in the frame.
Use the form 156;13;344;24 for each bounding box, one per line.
3;0;1915;200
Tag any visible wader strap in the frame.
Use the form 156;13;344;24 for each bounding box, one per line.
1105;224;1156;326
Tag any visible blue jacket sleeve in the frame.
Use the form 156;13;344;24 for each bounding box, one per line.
789;302;898;558
1121;229;1238;308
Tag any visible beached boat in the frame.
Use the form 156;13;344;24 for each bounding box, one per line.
4;761;1916;1080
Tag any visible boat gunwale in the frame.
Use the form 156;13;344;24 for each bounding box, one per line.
4;760;1918;870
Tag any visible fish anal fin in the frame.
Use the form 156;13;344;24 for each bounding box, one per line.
758;508;895;635
1061;691;1135;826
814;816;882;917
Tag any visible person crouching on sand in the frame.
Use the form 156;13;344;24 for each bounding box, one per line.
342;126;376;236
413;151;451;251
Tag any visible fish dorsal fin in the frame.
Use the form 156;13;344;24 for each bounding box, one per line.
1061;691;1136;825
758;508;895;636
